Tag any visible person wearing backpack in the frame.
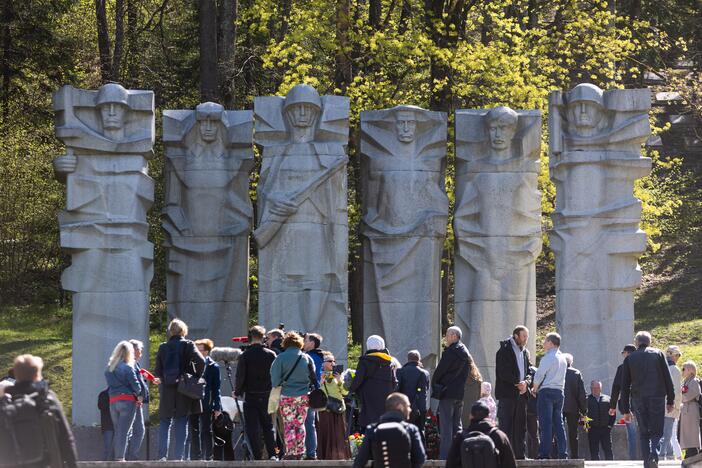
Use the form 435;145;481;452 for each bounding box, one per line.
397;350;430;443
154;318;206;461
352;392;426;468
2;354;78;468
445;401;517;468
432;326;473;459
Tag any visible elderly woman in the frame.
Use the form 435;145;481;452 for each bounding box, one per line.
154;319;206;461
104;340;142;462
270;331;316;460
349;335;397;429
317;351;352;459
680;361;701;459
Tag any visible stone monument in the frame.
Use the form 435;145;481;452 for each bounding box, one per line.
253;84;349;362
549;83;651;390
53;83;154;425
162;102;254;344
454;106;542;382
360;105;448;369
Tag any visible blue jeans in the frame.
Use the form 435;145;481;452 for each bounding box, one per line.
126;405;144;460
626;419;640;459
660;416;675;459
438;398;464;460
109;400;137;460
631;396;665;463
537;388;567;458
102;430;114;461
159;415;189;460
304;408;317;458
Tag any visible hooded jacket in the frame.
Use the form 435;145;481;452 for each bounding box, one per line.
350;350;397;428
495;338;532;400
445;418;517;468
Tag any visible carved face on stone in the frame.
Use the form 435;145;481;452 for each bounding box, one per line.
99;103;128;130
395;110;417;143
286;103;320;128
485;107;518;153
198;117;219;143
568;100;604;133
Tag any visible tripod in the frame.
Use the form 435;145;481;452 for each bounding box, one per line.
223;362;253;461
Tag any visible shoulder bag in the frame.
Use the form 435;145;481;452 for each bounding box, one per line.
177;341;205;400
268;353;303;414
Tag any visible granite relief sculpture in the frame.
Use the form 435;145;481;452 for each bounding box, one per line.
549;83;651;390
53;83;154;425
253;84;350;361
454;106;542;382
360;105;448;369
162;102;254;345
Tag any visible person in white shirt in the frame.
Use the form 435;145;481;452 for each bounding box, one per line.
533;332;568;459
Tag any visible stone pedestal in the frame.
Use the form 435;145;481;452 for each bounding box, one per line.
253;84;349;362
162;103;254;345
454;107;542;383
359;105;447;368
53;84;154;425
549;84;651;390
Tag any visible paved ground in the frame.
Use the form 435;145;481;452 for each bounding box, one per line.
585;462;680;467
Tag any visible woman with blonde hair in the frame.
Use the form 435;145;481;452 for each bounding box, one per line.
270;331;316;459
104;340;142;461
461;358;483;426
317;351;351;459
680;361;701;458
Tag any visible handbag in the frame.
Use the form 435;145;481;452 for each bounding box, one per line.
323;380;345;414
309;388;329;410
177;342;205;400
268;354;303;414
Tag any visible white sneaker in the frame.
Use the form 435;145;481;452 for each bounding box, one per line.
158;457;167;461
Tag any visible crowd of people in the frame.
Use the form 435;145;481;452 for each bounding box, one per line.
1;318;701;467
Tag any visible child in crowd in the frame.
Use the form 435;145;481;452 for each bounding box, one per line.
478;381;497;424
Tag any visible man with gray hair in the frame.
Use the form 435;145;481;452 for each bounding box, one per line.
563;352;587;458
397;349;430;442
431;326;474;459
620;331;675;468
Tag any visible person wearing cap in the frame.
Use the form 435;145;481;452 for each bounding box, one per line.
610;343;640;460
660;345;683;460
620;331;675;468
432;325;474;459
349;335;397;430
565;83;606;138
445;401;517;468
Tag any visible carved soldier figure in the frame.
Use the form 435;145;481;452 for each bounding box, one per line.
454;106;542;382
254;84;349;361
53;83;155;425
360;105;448;369
549;83;651;390
162;102;254;345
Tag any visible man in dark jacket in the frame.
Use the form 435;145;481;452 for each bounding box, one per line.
562;353;587;458
587;380;615;460
350;335;398;430
266;329;284;355
352;392;426;468
4;354;78;468
495;325;532;459
620;331;675;468
609;343;638;460
189;339;222;461
446;401;518;468
397;349;430;442
432;326;473;460
234;325;277;460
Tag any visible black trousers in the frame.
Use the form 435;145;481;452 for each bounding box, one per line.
243;393;277;460
410;410;427;446
564;412;580;458
189;412;213;460
588;426;613;460
526;411;539;459
498;394;528;459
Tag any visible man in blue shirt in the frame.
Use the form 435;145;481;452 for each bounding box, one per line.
533;332;568;459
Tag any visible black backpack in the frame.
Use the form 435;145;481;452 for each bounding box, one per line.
371;421;412;468
460;429;499;468
0;389;63;468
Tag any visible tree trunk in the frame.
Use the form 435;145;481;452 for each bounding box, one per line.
0;0;13;119
111;0;125;80
125;0;138;86
95;0;112;83
398;0;411;34
277;0;292;42
334;0;352;91
219;0;237;107
369;0;381;29
199;0;219;102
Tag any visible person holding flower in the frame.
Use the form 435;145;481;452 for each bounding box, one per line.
679;361;701;459
317;351;352;459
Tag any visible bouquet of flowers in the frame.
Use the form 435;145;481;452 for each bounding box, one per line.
349;432;364;458
424;410;440;460
579;415;593;432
